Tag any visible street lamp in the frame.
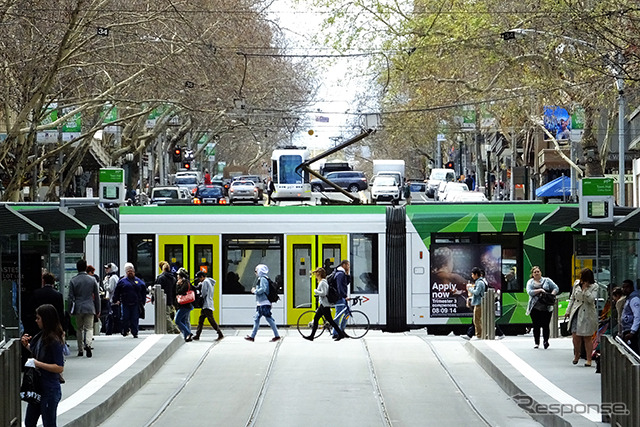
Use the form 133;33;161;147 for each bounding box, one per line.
502;28;626;205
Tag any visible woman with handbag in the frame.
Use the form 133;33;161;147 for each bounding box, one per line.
21;304;65;427
565;268;599;366
526;266;559;349
174;268;194;342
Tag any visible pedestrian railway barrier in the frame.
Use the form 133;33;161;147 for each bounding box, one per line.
601;335;640;426
153;285;167;334
0;338;21;427
480;288;496;340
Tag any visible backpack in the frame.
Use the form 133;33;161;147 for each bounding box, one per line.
266;277;280;303
326;272;340;304
193;283;204;309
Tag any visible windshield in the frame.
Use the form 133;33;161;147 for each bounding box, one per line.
278;155;304;184
198;187;223;197
175;177;198;184
374;176;397;186
410;183;425;192
232;181;254;187
153;189;178;198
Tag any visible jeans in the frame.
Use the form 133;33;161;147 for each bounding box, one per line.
121;304;140;337
196;308;223;337
310;305;345;339
332;299;347;337
175;305;193;338
25;384;61;427
250;305;279;338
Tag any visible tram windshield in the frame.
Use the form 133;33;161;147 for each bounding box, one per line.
278;155;306;184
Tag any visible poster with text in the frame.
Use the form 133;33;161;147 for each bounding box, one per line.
430;244;502;318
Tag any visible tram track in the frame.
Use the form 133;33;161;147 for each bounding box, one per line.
244;338;284;427
145;339;222;427
417;335;493;427
360;338;394;427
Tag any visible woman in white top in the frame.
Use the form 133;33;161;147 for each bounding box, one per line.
565;268;599;366
302;268;346;341
526;266;559;349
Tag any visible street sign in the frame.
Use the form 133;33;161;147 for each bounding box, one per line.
579;177;614;224
99;168;125;204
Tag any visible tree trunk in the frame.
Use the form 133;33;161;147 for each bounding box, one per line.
580;103;604;177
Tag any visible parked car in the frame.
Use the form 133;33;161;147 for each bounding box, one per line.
371;175;400;204
228;180;260;205
311;171;368;193
193;185;227;205
150;186;190;205
437;182;470;201
233;175;264;197
174;175;199;193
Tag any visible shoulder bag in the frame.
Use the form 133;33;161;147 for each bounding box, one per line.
20;367;42;404
538;292;556;306
176;284;195;305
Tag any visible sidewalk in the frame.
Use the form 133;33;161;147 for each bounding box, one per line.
465;335;607;427
32;330;608;427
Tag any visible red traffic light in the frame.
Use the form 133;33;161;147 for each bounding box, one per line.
182;161;191;170
445;161;454;169
172;147;183;162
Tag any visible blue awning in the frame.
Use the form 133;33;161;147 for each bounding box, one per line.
536;176;571;198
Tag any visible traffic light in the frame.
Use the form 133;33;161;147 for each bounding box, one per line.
445;161;454;170
172;147;182;163
181;161;191;170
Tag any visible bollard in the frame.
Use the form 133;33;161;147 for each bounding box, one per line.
153;285;167;334
549;299;559;339
481;288;496;340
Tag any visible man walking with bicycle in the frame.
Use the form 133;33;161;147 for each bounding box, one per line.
332;259;351;340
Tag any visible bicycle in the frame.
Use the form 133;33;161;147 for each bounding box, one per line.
296;296;370;339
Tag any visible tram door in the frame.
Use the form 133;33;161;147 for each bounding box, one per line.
286;235;346;325
158;235;188;323
190;236;220;324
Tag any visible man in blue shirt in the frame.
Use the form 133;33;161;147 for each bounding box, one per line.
621;280;640;354
466;267;486;339
332;260;351;339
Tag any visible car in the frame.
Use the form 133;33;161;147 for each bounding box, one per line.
193;185;227;205
228;180;260;205
426;168;456;198
445;191;488;202
150;186;190;205
233;175;264;197
174;175;199;193
437;182;470;201
371;175;400;204
311;171;368;193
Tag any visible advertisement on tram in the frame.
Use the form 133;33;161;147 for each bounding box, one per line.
430;244;502;318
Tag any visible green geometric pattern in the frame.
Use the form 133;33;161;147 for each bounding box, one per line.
406;204;574;325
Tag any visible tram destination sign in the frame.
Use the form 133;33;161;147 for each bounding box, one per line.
581;178;614;196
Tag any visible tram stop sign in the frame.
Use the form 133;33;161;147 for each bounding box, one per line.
99;168;125;204
579;178;614;224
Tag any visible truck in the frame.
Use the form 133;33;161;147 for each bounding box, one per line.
373;160;405;185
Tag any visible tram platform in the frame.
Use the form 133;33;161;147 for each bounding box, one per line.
27;329;608;427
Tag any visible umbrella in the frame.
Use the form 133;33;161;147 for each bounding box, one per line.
535;176;571;198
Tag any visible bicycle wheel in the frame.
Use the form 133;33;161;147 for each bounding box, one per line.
296;310;326;339
343;310;370;339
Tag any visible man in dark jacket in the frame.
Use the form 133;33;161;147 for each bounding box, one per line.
33;272;64;324
112;262;146;338
154;261;180;334
332;259;351;339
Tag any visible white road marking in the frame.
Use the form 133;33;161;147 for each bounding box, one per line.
56;334;163;415
487;341;600;422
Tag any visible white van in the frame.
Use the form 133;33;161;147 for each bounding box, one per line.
426;168;456;198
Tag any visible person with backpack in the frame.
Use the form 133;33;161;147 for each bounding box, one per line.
303;268;346;341
332;260;351;339
245;264;281;342
193;271;224;341
466;267;486;339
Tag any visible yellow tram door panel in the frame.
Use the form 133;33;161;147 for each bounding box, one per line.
286;235;316;325
189;236;220;325
317;235;347;318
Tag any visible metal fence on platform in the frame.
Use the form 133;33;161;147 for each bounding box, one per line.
601;335;640;426
0;339;21;427
153;285;167;334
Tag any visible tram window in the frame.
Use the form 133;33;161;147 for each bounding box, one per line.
223;235;283;294
279;155;305;184
194;244;213;275
322;244;341;276
127;234;155;285
351;234;378;294
165;244;184;275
